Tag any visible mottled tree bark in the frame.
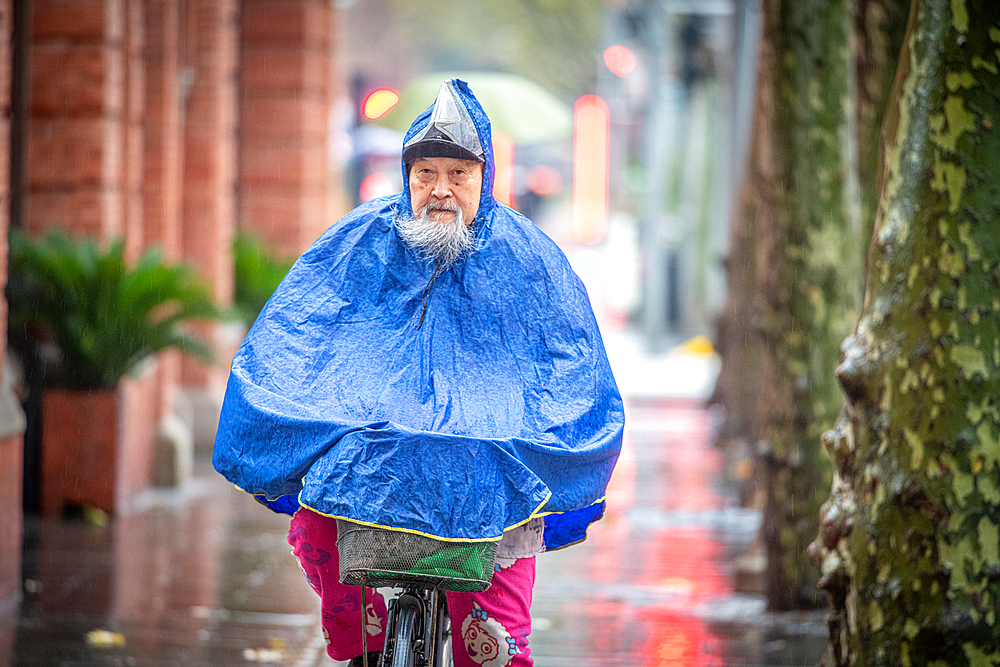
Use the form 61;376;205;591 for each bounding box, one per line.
810;1;1000;664
855;0;911;253
715;0;864;610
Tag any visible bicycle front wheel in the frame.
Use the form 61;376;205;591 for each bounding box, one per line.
390;600;419;667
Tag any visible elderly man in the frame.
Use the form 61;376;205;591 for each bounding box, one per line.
213;80;623;667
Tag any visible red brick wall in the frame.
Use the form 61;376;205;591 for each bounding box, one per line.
0;433;21;607
181;0;237;306
239;0;335;257
144;0;183;418
122;0;145;262
28;0;125;240
0;0;9;367
180;0;238;389
25;0;159;518
144;0;182;262
0;0;22;614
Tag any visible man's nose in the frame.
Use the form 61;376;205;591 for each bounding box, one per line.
431;175;452;198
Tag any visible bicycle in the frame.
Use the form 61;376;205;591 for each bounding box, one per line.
336;520;498;667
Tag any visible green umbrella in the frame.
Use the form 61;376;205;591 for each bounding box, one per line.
375;72;573;146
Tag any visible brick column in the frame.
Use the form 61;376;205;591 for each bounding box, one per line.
179;0;238;445
28;0;125;240
0;0;25;619
121;0;144;261
144;0;182;265
181;0;237;308
143;0;193;484
239;0;335;257
26;1;169;512
144;0;183;414
181;0;237;311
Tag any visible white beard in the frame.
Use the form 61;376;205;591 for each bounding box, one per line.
396;201;475;269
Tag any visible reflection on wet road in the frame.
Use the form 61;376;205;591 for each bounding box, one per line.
7;478;324;667
530;398;826;667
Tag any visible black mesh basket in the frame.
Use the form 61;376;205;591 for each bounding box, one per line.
336;520;497;592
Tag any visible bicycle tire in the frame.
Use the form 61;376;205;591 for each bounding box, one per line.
391;601;419;667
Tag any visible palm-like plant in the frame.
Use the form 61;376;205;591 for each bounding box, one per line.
232;231;294;327
7;230;220;390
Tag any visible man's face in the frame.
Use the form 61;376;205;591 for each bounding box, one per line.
408;157;483;225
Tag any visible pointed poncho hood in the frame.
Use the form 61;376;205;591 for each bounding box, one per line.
213;79;624;549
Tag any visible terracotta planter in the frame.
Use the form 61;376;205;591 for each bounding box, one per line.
40;371;157;517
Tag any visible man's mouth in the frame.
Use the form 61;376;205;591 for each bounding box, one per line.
425;203;459;222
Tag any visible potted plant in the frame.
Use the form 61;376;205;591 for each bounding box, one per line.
231;231;295;328
7;230;219;516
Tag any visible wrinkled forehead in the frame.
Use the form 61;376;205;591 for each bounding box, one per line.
409;156;484;176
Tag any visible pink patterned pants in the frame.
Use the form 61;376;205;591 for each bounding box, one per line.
289;507;535;667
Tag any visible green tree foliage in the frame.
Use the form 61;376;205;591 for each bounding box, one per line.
7;230;218;390
232;231;294;328
387;0;603;99
810;0;1000;663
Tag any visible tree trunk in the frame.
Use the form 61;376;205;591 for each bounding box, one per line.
854;0;911;250
715;0;864;610
811;0;1000;663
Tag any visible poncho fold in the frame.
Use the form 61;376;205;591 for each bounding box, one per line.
213;79;624;550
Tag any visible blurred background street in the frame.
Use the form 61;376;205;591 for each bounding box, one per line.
0;0;843;665
5;0;989;662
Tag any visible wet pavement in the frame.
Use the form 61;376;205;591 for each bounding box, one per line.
6;474;327;667
0;332;828;667
528;387;828;666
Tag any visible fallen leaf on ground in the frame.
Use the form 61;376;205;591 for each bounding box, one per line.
85;629;125;647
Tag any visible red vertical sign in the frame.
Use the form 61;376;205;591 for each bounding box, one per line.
572;95;610;244
491;131;515;208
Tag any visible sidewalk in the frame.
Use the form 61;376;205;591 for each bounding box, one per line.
529;340;827;666
5;470;330;667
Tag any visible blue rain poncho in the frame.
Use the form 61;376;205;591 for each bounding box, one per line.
213;79;623;550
